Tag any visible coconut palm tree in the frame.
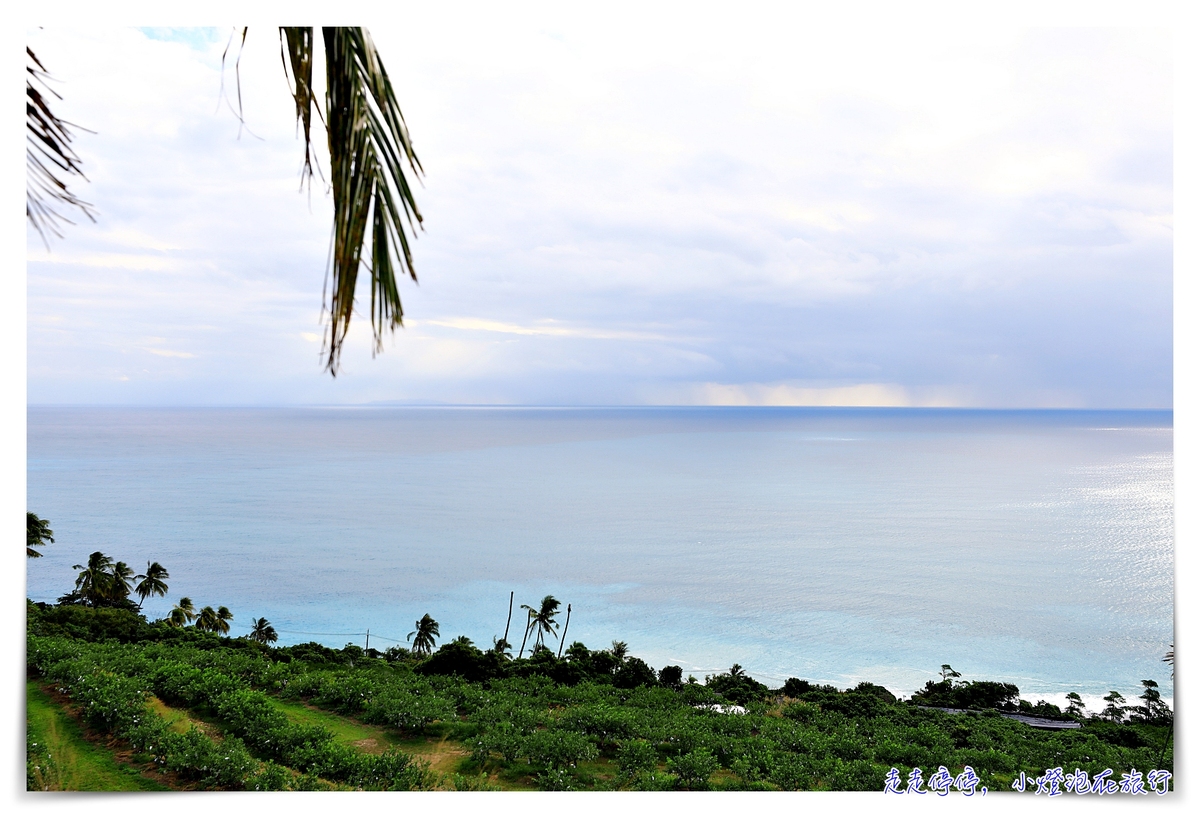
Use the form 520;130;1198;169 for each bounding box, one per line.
194;605;220;633
134;561;170;607
520;595;561;654
248;617;278;644
26;512;54;558
110;561;135;603
609;640;629;665
407;614;440;657
215;606;234;635
167;597;196;627
70;551;114;607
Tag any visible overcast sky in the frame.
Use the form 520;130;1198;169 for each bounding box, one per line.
26;14;1173;407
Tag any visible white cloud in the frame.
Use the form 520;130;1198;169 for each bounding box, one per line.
25;20;1172;407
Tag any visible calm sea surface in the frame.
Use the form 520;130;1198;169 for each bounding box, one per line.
26;407;1173;704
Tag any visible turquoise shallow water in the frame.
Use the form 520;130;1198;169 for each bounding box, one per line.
26;406;1173;704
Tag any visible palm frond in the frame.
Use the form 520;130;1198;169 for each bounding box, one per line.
26;47;95;246
281;27;424;375
27;512;54;558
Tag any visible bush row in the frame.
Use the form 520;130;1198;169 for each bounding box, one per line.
28;650;304;790
28;636;429;791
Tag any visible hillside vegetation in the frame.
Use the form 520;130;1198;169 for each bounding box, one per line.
26;601;1172;792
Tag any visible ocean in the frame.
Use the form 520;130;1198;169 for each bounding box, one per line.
26;406;1174;707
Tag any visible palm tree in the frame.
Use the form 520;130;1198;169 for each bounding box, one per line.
1164;643;1174;679
609;640;629;665
70;551;114;607
520;596;561;654
134;561;170;607
26;512;54;558
167;597;196;627
215;606;234;635
407;614;440;657
194;606;217;632
110;561;135;603
249;617;278;644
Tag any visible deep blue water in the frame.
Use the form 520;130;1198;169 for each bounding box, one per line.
26;406;1173;706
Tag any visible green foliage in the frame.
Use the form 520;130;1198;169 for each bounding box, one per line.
26;601;1174;792
28;601;152;643
669;748;718;789
27;634;431;791
658;665;683;690
782;677;811;697
909;678;1021;710
614;657;658;689
617;739;658;774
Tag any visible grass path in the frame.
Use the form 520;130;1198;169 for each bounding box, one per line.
269;697;500;788
26;681;168;792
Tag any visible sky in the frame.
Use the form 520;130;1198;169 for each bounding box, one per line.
25;13;1174;408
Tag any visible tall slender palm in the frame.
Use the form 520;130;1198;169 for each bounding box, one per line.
518;609;534;658
26;512;54;558
134;561;170;607
70;551;114;607
609;640;629;665
407;614;440;657
520;595;561;653
167;597;196;627
249;617;278;644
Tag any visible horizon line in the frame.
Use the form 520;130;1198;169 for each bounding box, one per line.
25;402;1175;412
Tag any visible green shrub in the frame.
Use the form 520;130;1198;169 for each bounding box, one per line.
669;748;719;789
617;739;658;774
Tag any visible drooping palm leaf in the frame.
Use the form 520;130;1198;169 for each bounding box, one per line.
26;47;95;245
27;512;54;558
134;561;170;605
280;27;424;374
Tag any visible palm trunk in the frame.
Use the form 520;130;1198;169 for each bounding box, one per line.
518;612;533;658
558;604;571;658
503;591;513;645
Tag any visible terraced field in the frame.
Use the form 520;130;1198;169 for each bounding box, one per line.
26;681;167;792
